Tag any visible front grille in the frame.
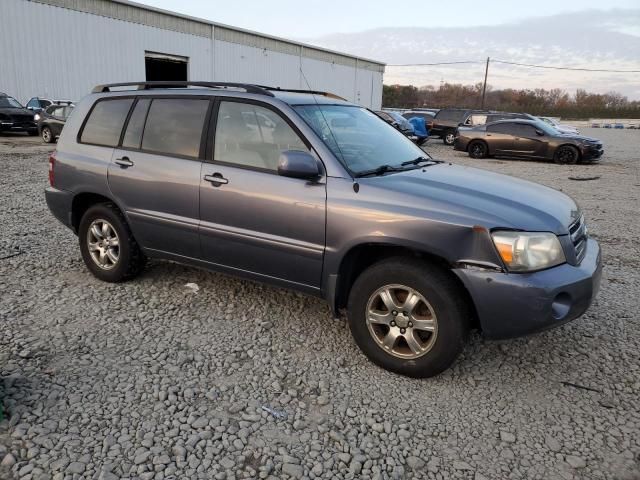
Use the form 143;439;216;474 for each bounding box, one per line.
569;215;588;262
10;113;34;122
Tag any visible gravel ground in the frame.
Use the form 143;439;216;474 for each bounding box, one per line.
1;129;639;480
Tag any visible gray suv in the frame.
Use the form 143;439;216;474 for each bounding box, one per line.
45;82;602;378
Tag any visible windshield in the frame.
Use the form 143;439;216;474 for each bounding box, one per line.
294;105;427;175
534;120;560;135
0;96;23;108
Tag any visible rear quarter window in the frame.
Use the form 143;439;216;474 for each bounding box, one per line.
435;110;466;122
80;98;134;147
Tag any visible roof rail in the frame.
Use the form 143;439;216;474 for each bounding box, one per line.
91;81;274;96
257;85;347;101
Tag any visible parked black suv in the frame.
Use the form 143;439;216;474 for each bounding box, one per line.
45;81;602;378
0;92;38;135
428;108;484;145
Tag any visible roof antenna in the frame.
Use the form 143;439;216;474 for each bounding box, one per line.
299;67;358;193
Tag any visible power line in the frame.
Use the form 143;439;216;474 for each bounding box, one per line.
387;61;482;67
491;59;640;73
387;58;640;73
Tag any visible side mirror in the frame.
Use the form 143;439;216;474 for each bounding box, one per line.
535;129;544;136
277;150;320;180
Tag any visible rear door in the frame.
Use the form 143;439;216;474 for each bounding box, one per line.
107;96;210;258
486;122;516;154
198;99;326;288
47;106;66;136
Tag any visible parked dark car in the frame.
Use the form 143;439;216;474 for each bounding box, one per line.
454;119;603;164
37;104;75;143
45;81;602;378
428;108;483;145
0;92;37;135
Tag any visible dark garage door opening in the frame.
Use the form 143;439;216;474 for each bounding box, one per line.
145;52;188;82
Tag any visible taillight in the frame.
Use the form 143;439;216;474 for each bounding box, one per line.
49;151;56;186
427;121;434;129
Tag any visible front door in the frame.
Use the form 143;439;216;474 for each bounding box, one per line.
108;97;210;258
199;99;326;288
511;123;547;157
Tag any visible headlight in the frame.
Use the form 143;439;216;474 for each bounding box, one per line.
34;113;41;121
492;231;565;272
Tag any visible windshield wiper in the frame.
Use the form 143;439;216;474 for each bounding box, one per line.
401;156;441;167
355;164;404;178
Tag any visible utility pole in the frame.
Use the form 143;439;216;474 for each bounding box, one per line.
481;57;490;109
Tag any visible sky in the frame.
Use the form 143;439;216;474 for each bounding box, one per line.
141;0;640;98
141;0;639;38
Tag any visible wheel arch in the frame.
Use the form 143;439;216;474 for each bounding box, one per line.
329;242;479;330
71;191;124;233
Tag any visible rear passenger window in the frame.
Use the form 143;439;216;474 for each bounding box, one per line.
214;101;308;171
81;99;134;147
141;99;209;158
122;99;150;149
487;123;515;134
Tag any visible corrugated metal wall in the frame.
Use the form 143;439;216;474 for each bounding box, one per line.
0;0;383;108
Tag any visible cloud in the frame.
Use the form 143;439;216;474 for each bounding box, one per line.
303;9;640;99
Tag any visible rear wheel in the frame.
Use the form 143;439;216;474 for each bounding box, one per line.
554;145;579;165
347;257;469;378
443;130;456;146
78;203;146;282
468;140;488;159
41;126;54;143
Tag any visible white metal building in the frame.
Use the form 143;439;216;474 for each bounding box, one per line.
0;0;385;108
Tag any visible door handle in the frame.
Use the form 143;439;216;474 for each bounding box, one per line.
115;157;134;168
204;173;229;186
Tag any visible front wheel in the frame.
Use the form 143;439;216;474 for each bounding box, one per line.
41;126;54;143
347;258;469;378
78;203;146;282
554;145;579;165
443;130;456;146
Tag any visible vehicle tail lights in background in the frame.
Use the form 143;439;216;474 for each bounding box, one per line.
427;121;434;129
49;151;56;186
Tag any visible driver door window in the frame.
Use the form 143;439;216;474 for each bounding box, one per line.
214;101;308;171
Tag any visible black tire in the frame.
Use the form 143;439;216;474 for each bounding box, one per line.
78;203;146;282
41;126;54;144
347;257;469;378
27;129;39;136
554;145;579;165
443;130;456;146
468;140;488;159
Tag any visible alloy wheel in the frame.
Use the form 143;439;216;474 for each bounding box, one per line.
86;219;120;270
366;284;438;359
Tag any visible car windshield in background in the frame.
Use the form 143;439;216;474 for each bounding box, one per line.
534;120;560;135
294;105;426;175
0;96;23;108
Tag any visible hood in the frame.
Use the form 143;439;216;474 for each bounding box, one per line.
0;106;34;117
557;133;599;142
359;163;580;234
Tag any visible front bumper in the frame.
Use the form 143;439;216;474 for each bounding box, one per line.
454;238;602;339
581;145;604;161
45;186;74;231
0;121;37;132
